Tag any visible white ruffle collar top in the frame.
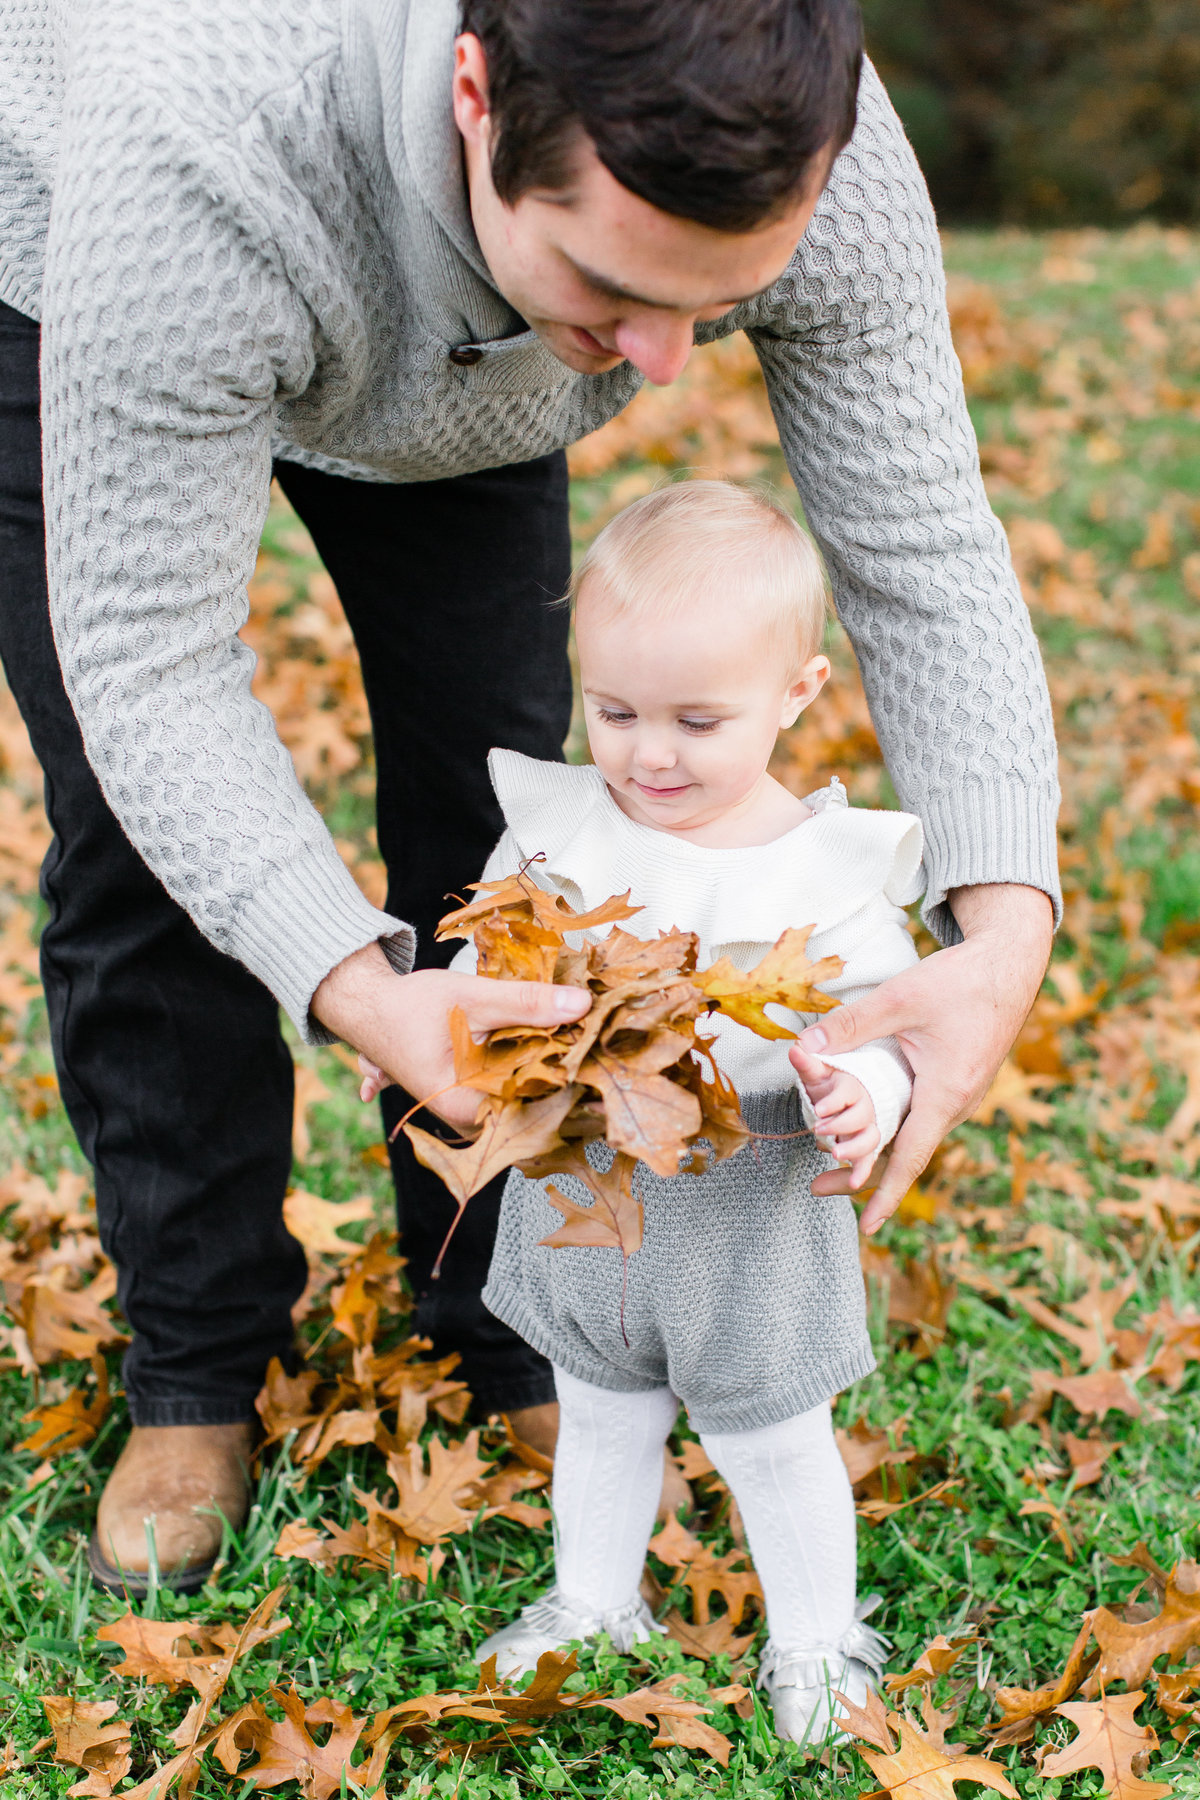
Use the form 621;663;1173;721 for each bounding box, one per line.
487;749;924;958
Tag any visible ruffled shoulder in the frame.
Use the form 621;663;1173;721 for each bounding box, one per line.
807;802;925;911
488;749;609;855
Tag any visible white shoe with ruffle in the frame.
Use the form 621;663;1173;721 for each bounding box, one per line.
473;1586;664;1679
758;1596;890;1753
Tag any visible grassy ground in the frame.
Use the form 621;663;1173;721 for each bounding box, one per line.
2;227;1200;1796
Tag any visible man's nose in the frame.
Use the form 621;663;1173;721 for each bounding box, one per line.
613;315;694;387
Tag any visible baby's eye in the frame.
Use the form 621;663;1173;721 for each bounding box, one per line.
680;717;721;734
597;707;635;725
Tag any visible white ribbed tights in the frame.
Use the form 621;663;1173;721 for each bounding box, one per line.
550;1366;857;1648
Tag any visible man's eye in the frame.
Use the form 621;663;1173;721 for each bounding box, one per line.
681;718;721;734
597;708;635;725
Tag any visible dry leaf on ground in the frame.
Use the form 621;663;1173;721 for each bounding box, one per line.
237;1687;368;1799
40;1697;132;1798
600;1677;733;1766
1086;1559;1200;1690
1038;1692;1173;1798
859;1713;1019;1799
884;1632;978;1697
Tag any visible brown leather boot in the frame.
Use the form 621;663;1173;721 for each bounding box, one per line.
506;1402;692;1521
88;1422;256;1595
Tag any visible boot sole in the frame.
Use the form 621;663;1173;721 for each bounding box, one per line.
87;1532;216;1597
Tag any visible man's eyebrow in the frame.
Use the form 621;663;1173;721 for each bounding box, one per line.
563;253;769;312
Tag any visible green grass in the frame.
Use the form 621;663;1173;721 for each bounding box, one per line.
3;228;1200;1796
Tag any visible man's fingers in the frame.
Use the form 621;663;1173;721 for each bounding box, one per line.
799;987;902;1057
811;1149;887;1198
461;979;591;1032
859;1111;943;1235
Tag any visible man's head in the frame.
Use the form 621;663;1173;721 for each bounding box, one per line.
453;0;862;385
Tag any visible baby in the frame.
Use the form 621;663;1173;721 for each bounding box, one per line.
412;481;924;1748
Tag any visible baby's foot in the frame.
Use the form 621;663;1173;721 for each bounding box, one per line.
474;1586;663;1679
757;1597;889;1754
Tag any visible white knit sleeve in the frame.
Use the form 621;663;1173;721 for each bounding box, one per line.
39;74;412;1041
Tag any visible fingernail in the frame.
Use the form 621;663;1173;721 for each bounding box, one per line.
802;1026;828;1051
554;988;587;1017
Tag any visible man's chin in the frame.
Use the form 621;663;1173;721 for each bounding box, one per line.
536;324;627;376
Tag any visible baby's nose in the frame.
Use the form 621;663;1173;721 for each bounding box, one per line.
635;738;677;771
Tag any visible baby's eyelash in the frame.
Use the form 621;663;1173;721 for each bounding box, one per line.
681;718;721;734
597;707;635;724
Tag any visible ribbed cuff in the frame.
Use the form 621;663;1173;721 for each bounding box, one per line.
918;777;1062;946
223;841;416;1043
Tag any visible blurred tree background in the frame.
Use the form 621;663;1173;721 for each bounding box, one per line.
864;0;1200;224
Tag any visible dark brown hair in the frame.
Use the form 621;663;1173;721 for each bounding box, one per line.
459;0;863;232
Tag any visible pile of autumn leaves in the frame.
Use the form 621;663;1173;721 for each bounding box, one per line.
400;867;839;1275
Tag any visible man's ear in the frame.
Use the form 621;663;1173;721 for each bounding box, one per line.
452;32;492;149
780;653;831;729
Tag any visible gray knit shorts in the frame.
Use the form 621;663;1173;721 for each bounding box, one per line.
482;1089;876;1434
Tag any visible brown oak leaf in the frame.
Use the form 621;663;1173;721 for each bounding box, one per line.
1038;1692;1173;1798
988;1616;1099;1747
41;1697;132;1798
238;1687;368;1799
601;1677;733;1766
860;1714;1019;1799
885;1632;978;1697
1086;1560;1200;1691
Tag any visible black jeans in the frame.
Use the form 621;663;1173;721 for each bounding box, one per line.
0;298;567;1423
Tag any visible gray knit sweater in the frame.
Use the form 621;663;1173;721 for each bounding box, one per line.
0;0;1059;1039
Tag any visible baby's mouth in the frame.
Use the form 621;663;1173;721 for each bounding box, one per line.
634;779;692;799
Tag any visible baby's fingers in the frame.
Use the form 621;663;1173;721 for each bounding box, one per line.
815;1095;874;1136
358;1054;393;1103
789;1045;836;1095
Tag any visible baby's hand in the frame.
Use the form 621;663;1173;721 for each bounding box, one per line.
790;1046;880;1193
358;1054;393;1104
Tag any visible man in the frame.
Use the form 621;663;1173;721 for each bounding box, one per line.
0;0;1058;1590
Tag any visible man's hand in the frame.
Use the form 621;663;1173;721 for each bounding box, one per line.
798;884;1053;1235
312;942;591;1133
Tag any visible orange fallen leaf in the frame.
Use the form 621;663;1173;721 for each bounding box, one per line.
1086;1559;1200;1691
20;1355;109;1457
1038;1691;1173;1798
238;1687;368;1799
988;1616;1098;1746
281;1189;374;1261
860;1713;1018;1798
601;1676;733;1766
41;1697;131;1798
662;1610;756;1662
884;1632;978;1696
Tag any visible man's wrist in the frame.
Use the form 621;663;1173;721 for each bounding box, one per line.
311;939;403;1055
947;881;1054;947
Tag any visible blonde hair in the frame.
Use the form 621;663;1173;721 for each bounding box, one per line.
572;479;829;674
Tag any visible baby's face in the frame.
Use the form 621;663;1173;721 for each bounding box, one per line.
576;581;826;834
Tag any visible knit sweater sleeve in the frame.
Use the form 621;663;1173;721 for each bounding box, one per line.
743;63;1061;944
39;60;414;1040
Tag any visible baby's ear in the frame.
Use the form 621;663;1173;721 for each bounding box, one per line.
781;653;831;727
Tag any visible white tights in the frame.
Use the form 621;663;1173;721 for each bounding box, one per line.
550;1366;857;1649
